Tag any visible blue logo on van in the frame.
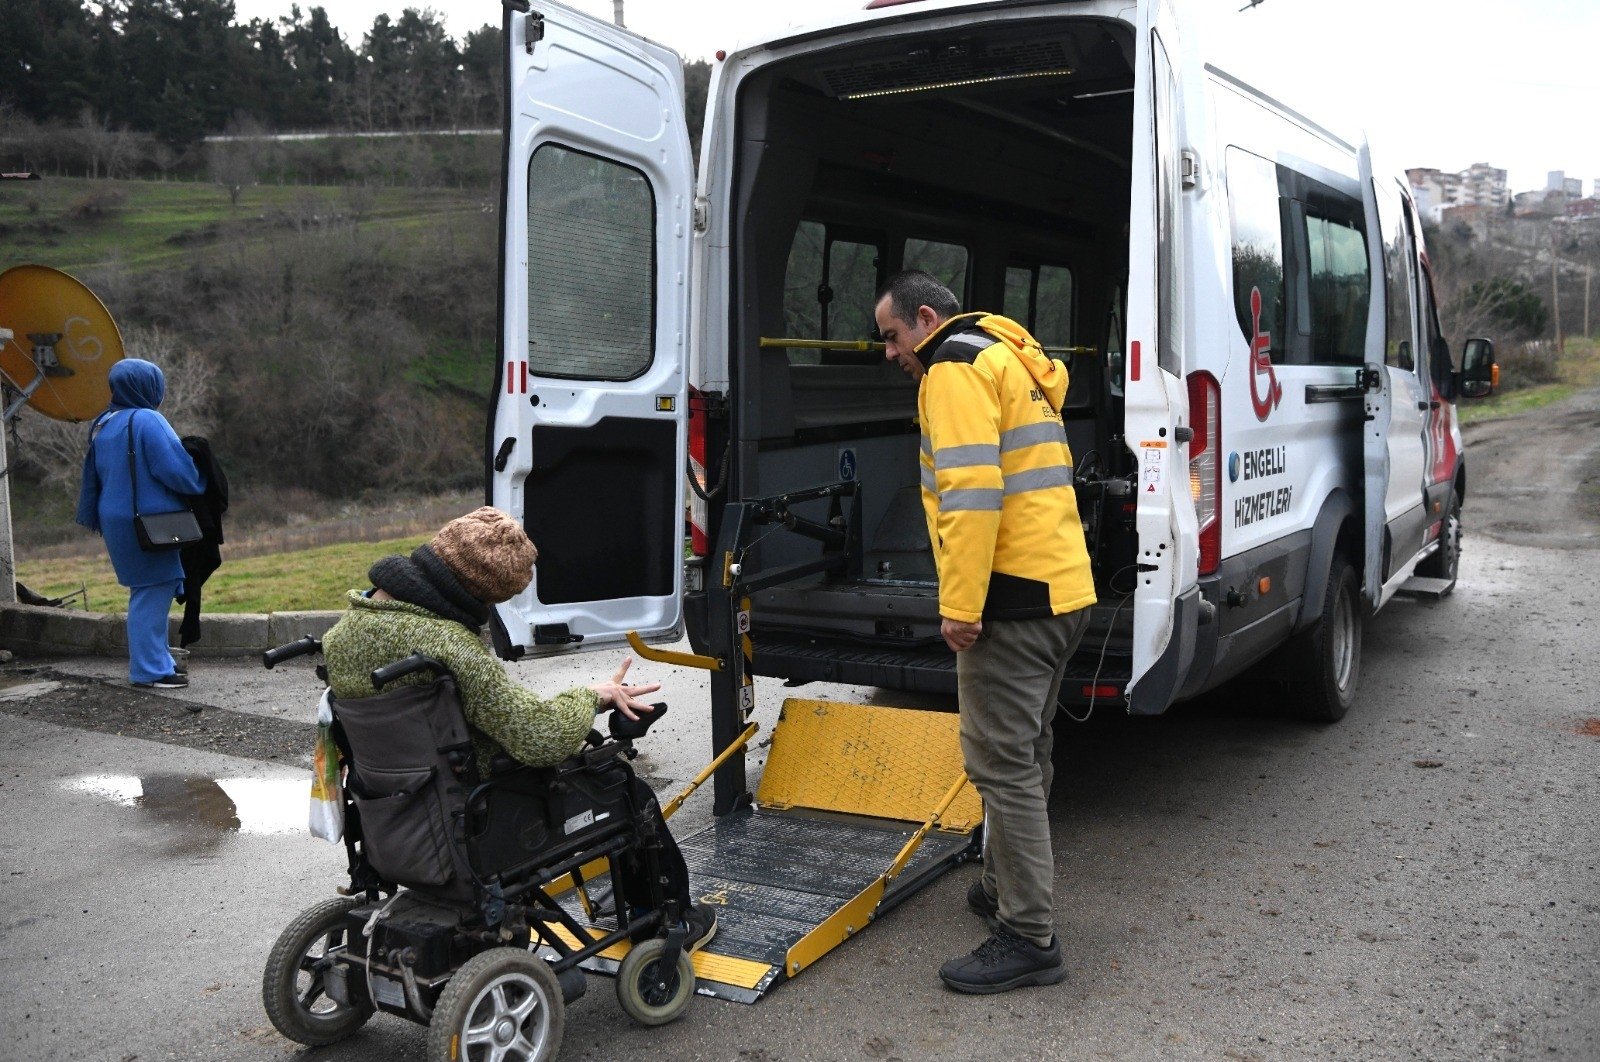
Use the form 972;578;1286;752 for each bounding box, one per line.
1228;452;1241;483
838;448;857;482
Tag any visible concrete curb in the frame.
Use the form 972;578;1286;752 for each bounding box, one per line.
0;603;343;658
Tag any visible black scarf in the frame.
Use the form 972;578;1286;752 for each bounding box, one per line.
368;545;489;631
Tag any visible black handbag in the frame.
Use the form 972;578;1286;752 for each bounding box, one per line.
126;410;203;552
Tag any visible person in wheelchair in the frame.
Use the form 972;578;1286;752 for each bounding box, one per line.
321;506;717;952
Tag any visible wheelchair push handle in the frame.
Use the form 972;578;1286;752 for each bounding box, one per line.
370;652;450;690
262;635;322;670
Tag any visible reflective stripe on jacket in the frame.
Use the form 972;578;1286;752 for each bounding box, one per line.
916;312;1098;623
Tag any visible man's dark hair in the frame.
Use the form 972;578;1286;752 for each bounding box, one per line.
877;270;961;326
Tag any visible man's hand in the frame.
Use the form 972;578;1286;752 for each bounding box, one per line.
942;618;982;653
587;655;662;720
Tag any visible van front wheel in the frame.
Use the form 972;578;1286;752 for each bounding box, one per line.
1282;554;1361;723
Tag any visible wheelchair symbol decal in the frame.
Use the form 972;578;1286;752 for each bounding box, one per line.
838;448;857;483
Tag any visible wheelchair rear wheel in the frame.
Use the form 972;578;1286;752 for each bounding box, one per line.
615;937;696;1026
426;948;563;1062
262;896;374;1046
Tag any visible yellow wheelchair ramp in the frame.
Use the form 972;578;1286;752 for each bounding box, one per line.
554;698;981;1002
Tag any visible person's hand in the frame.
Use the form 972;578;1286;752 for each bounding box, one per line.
587;655;662;721
942;618;982;653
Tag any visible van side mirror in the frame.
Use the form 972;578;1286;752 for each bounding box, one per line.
1460;338;1496;398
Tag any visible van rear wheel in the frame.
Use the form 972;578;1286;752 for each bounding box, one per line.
1280;554;1361;723
1414;491;1461;595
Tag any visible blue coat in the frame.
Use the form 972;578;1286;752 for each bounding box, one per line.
75;361;206;588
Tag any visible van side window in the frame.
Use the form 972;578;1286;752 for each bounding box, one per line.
1374;181;1416;371
903;238;968;304
784;220;825;352
1001;263;1075;347
526;144;655;380
825;234;882;344
1304;210;1369;365
781;221;883;365
1227;147;1286;364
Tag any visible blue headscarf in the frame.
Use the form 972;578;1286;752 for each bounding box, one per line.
107;359;165;410
75;359;168;531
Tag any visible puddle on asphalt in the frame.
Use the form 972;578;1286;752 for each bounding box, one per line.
67;774;307;837
0;673;61;701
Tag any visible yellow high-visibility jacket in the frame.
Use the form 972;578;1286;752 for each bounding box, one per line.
917;312;1098;624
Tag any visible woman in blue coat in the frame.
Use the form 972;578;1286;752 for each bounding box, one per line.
76;359;206;688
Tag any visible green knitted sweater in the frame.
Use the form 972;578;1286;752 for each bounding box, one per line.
322;590;600;769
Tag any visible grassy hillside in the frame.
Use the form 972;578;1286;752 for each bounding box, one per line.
0;176;487;275
18;534;431;614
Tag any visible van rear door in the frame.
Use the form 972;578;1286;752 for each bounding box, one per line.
488;3;694;657
1124;0;1199;713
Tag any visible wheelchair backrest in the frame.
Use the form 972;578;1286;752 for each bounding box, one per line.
330;678;476;895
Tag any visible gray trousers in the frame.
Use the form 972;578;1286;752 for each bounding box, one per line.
957;608;1091;947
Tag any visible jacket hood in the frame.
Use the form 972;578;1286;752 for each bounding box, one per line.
975;314;1067;409
107;359;165;410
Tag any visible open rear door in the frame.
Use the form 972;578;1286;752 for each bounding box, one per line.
488;3;693;657
1124;0;1199;714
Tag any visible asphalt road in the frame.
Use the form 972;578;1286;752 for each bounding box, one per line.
2;395;1596;1061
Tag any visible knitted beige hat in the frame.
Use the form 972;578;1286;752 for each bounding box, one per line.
428;507;537;604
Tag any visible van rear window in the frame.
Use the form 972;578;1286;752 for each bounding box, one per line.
525;144;655;381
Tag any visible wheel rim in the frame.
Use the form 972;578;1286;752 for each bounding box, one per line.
1443;511;1461;580
637;957;682;1007
1331;582;1355;692
460;972;552;1062
295;924;349;1017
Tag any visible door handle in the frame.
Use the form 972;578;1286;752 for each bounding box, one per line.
1416;400;1439;411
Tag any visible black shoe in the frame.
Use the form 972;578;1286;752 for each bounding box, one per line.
939;925;1067;995
682;903;718;953
967;879;999;920
134;673;188;689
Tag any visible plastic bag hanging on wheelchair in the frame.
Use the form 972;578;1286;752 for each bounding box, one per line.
309;690;344;842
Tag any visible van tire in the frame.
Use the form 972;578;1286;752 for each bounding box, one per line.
1281;554;1361;723
1413;491;1460;596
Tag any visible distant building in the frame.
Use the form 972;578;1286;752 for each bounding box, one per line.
1408;163;1508;223
1547;170;1583;198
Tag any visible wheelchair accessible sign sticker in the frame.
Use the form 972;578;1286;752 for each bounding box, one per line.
838;447;857;483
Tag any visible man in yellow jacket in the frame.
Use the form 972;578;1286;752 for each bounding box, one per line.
875;270;1097;994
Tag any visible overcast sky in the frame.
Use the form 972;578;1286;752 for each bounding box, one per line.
230;0;1596;195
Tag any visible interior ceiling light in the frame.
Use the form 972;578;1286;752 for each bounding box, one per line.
843;68;1075;101
1071;87;1133;99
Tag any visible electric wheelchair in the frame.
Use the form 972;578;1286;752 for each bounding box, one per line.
260;636;695;1062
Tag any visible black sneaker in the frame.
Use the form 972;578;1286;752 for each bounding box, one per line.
967;879;999;921
682;903;718;953
939;925;1067;994
134;673;188;689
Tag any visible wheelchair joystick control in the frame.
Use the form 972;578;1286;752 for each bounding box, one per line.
608;702;668;742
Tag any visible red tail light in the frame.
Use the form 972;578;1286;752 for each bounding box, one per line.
1187;370;1221;575
688;389;710;557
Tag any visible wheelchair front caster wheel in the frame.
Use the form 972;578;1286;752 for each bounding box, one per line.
615;937;696;1026
427;948;563;1062
262;897;374;1046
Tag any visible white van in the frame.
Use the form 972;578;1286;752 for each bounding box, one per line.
485;0;1496;725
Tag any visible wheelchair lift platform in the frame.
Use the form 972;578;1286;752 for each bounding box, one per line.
549;698;982;1002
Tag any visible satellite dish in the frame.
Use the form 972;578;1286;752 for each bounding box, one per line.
0;264;125;423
